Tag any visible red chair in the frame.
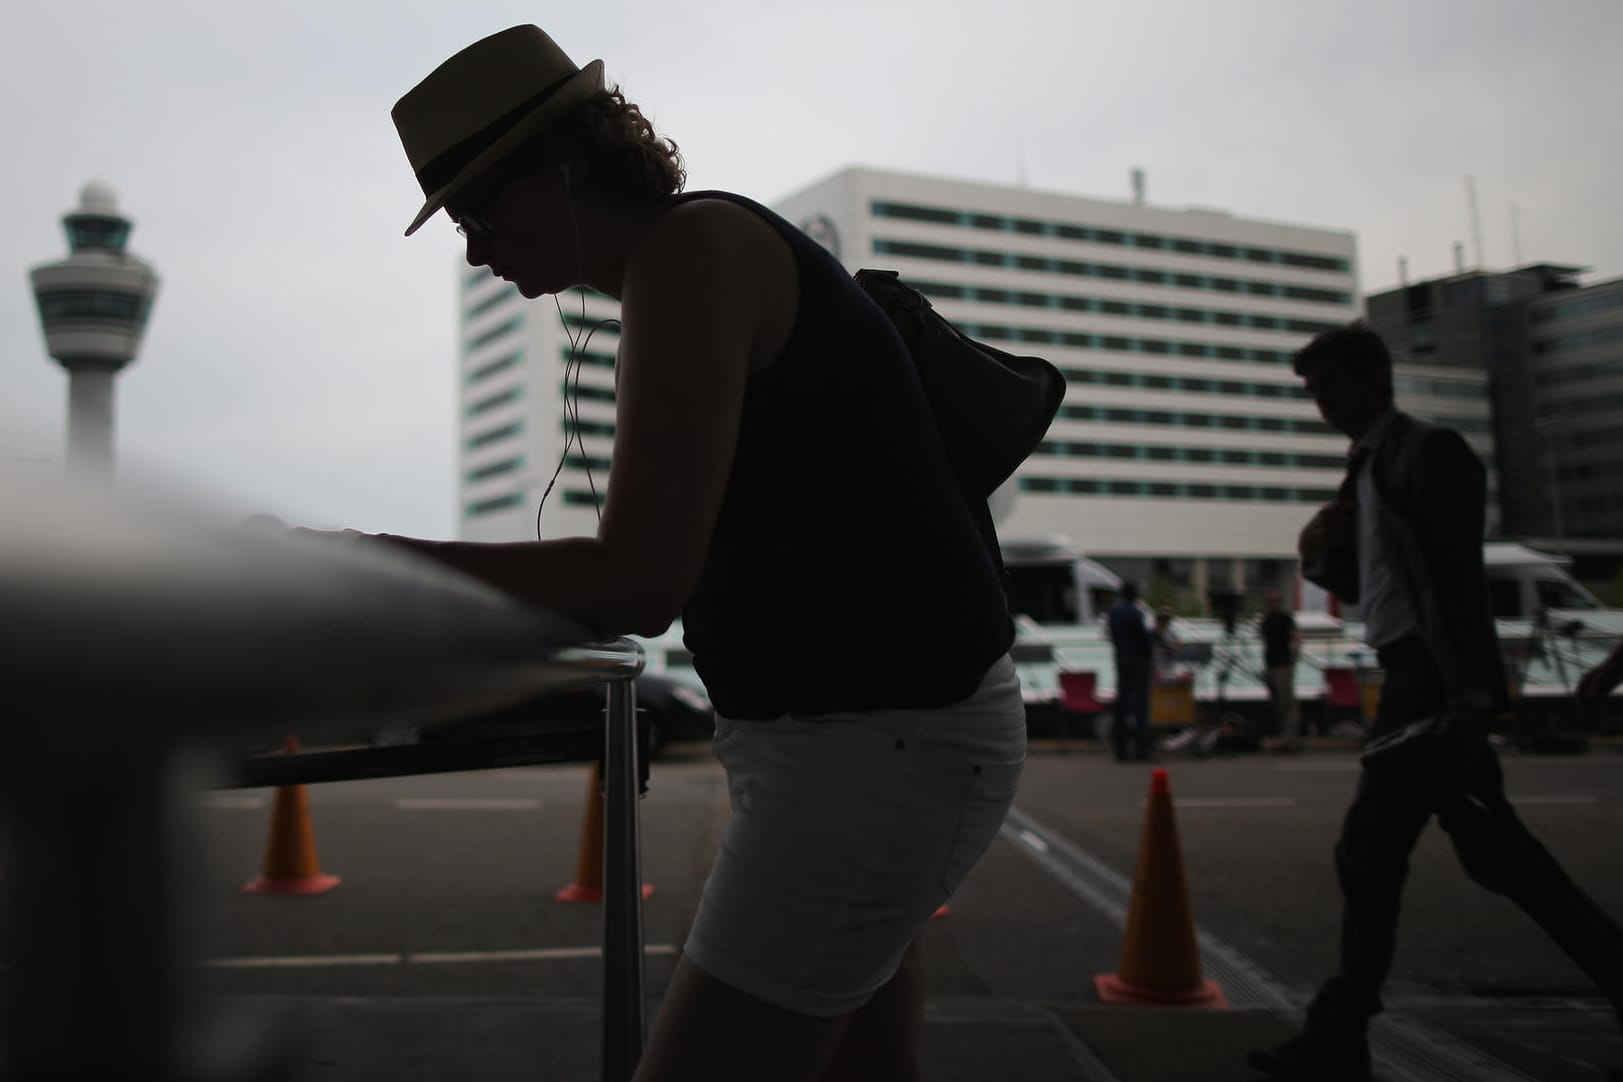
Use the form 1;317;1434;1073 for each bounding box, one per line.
1323;667;1364;730
1057;670;1105;746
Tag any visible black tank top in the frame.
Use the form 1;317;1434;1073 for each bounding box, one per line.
675;191;1014;719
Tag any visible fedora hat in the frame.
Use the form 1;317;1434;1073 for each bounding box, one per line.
393;25;604;236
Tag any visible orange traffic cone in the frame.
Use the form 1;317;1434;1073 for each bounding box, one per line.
556;760;654;904
930;904;952;920
242;736;340;896
1093;768;1227;1007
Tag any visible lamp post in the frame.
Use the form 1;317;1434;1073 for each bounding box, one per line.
29;181;160;479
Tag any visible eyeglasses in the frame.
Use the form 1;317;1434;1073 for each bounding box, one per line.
455;213;493;240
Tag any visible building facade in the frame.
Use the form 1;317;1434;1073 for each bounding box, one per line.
776;167;1358;603
454;166;1366;606
1365;264;1623;544
456;268;620;543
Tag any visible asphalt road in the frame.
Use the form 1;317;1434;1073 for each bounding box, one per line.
190;738;1623;1081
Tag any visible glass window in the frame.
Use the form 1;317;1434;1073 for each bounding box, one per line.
1014;218;1046;235
1016;255;1048;271
1055;224;1087;241
1172;239;1202;255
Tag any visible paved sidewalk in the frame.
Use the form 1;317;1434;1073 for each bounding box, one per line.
226;993;1623;1081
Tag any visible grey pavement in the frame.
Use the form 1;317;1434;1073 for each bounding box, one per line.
179;740;1623;1081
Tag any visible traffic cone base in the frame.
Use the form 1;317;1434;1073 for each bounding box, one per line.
930;904;952;920
555;882;655;905
243;872;341;896
1094;972;1228;1008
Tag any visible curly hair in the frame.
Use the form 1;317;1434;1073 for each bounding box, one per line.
497;86;685;204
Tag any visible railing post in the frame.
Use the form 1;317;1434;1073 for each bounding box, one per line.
600;677;646;1082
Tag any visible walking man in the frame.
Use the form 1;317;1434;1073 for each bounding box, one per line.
1106;581;1153;762
1260;589;1302;752
1250;323;1623;1082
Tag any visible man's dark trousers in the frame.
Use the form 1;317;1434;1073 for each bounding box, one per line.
1307;636;1623;1028
1112;663;1152;761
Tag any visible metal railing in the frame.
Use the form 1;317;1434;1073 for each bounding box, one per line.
0;466;649;1081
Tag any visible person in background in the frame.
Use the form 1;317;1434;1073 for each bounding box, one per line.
1151;605;1184;678
1260;588;1303;752
1107;581;1154;762
369;25;1027;1082
1250;322;1623;1082
1577;639;1623;702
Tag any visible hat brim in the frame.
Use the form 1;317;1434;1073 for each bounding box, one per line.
404;59;604;237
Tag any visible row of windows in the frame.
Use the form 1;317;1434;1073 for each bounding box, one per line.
466;420;522;450
564;453;613;473
1539;389;1623;421
563;347;616;369
467;351;521;385
64;215;132;254
467;492;524;517
34;289;153;327
565;382;618;404
466;315;522;351
1529;290;1623;325
1394;375;1487;400
1036;440;1345;470
466;456;523;483
1532;358;1623;389
1061;367;1305;400
1058;403;1334;435
464;284;520;321
1532;324;1623;356
466;386;520;417
568;418;617;439
1019;477;1339;502
962;320;1293;365
913;280;1340;337
873;239;1351;306
870;201;1351;273
563;490;603;508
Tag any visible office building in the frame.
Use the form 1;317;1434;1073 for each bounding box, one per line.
455;165;1362;604
1365;265;1623;545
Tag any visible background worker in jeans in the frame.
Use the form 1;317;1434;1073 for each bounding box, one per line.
1259;589;1302;752
1107;580;1153;762
1250;323;1623;1082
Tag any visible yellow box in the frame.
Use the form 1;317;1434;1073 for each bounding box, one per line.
1150;679;1197;726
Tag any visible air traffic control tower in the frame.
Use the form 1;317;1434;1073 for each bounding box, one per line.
29;181;160;477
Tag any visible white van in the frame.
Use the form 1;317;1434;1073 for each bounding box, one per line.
1001;534;1121;626
1483;542;1608;622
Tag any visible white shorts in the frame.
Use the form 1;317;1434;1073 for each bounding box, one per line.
683;654;1025;1018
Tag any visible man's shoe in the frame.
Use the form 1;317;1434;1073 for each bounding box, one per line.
1248;1023;1371;1081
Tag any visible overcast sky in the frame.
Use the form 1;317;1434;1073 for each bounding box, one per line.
3;0;1619;538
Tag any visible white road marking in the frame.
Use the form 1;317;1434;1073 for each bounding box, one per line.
1138;797;1297;808
1017;829;1050;853
206;953;403;969
198;795;266;810
1508;795;1598;806
205;944;677;969
393;798;541;810
413;945;677;965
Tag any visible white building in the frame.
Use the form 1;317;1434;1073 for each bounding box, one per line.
455;269;620;543
455;165;1360;605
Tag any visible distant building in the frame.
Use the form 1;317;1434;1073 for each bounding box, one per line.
1365;265;1623;547
453;165;1363;606
454;271;616;543
776;167;1358;601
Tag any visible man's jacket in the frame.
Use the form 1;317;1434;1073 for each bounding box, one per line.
1303;411;1510;717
